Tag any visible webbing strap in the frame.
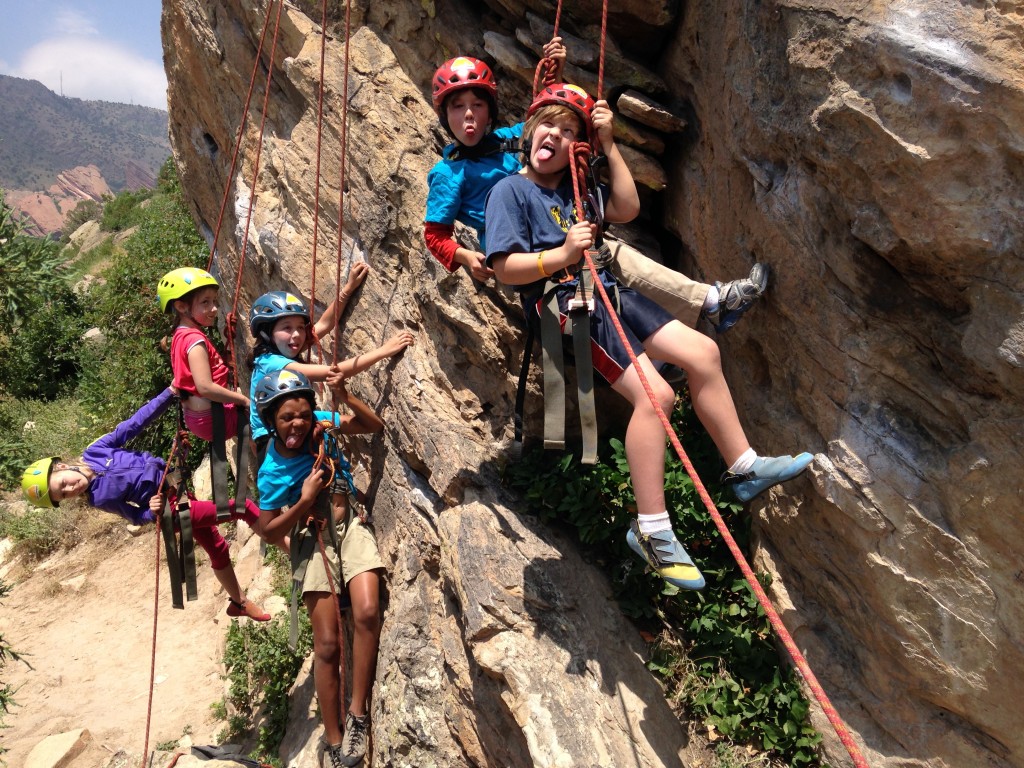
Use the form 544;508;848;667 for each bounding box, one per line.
210;403;252;523
211;403;231;521
160;497;197;609
511;320;536;460
571;269;598;465
540;285;567;450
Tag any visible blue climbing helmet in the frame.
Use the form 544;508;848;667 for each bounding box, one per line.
254;369;317;430
248;291;309;342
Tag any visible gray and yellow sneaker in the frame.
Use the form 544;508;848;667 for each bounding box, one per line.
626;520;705;591
706;262;770;332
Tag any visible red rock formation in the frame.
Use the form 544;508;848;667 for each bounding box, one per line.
4;164;112;236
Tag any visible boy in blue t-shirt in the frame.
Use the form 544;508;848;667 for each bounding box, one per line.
485;83;813;592
423;47;767;331
255;368;384;767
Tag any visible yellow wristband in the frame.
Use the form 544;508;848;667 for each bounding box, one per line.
537;250;550;278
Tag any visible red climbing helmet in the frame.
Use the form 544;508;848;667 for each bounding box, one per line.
431;56;498;112
526;83;596;140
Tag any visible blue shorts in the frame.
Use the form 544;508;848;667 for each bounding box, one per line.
527;279;674;385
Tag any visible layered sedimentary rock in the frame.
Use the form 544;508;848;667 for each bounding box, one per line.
162;1;1024;766
4;164;111;236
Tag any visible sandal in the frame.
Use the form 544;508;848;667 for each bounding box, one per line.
226;597;271;622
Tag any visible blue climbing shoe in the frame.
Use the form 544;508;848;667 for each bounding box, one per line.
626;520;705;591
707;262;770;332
723;452;814;502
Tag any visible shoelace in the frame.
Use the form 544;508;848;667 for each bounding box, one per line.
344;715;368;756
324;742;346;768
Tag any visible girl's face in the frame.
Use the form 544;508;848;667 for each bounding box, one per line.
446;90;491;147
47;465;90;502
176;286;220;327
528;113;580;175
271;316;308;358
273;397;314;453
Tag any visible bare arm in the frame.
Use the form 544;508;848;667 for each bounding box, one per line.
187;344;250;407
326;376;385;434
330;331;414;378
261;464;330;542
592;100;640;224
491;221;597;286
313;262;369;338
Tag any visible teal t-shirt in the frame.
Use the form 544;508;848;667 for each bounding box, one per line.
250;352;295;440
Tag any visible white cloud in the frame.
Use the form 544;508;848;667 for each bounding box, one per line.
14;37;167;110
55;8;100;37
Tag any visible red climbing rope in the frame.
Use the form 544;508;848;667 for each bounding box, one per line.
562;0;869;764
532;0;564;95
205;6;276;275
139;430;186;768
224;0;286;388
331;0;355;373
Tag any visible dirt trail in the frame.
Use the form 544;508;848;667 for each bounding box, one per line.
1;515;272;767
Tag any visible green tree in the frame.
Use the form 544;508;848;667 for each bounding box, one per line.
0;195;66;335
0;284;88;400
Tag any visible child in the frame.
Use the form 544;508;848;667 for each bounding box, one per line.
21;387;270;620
158;267;250;443
254;369;385;768
484;83;814;590
247;274;414;463
424;52;765;331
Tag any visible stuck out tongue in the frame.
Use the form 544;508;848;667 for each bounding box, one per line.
536;146;554;161
285;434;302;449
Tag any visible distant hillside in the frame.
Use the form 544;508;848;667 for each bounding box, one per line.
0;74;169;193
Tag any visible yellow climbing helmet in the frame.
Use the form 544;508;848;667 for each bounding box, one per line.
21;457;59;508
157;267;220;312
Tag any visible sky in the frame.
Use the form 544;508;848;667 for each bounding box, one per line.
0;0;167;110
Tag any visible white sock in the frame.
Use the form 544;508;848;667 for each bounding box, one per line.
637;511;672;535
728;448;757;475
703;285;720;312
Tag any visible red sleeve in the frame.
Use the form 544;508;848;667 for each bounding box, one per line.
423;221;460;273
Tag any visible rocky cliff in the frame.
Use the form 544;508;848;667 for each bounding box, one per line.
162;1;1024;767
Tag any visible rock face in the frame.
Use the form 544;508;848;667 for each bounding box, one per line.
162;1;1024;767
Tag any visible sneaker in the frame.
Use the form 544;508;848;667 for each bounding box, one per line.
626;520;705;591
723;452;814;502
225;598;271;622
340;712;369;766
317;737;346;768
706;262;770;332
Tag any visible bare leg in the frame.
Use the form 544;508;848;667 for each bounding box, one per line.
643;320;750;464
346;569;382;718
305;591;343;745
211;566;244;604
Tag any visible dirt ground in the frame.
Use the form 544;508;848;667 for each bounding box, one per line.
1;510;275;767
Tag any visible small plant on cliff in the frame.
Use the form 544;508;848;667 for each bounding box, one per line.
505;395;824;767
221;554;312;766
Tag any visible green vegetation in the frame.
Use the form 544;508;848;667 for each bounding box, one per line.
505;398;824;768
99;188;153;232
0;155;206;496
0;578;28;765
220;554;313;767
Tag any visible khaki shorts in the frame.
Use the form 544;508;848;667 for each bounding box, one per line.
297;496;383;595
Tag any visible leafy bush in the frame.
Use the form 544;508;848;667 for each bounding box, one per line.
0;284;88;400
60;199;102;243
99;189;152;232
0;396;90;490
0;505;80;560
0;195;67;335
223;611;313;764
504;396;823;767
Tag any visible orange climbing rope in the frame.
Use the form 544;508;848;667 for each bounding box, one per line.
561;1;870;765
